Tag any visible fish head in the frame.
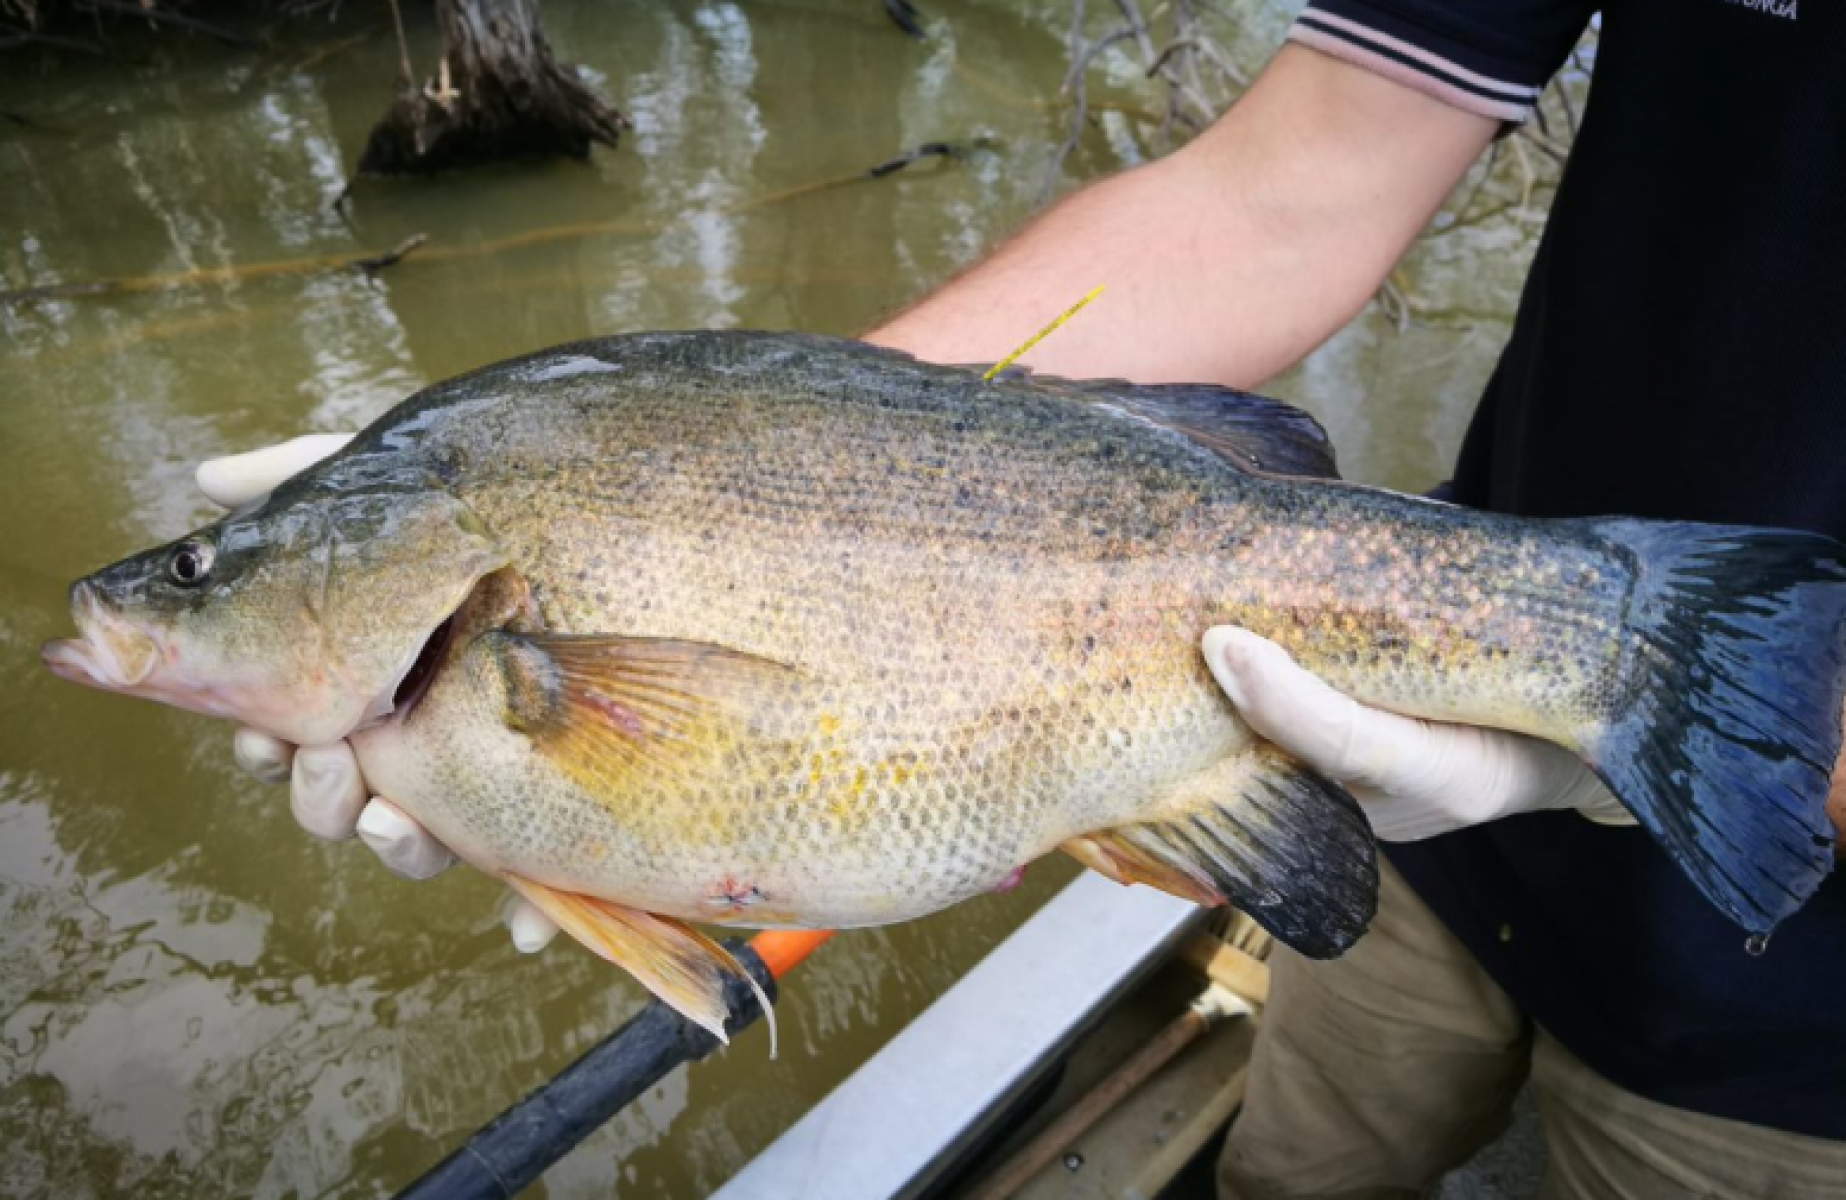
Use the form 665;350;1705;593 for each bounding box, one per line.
43;481;508;745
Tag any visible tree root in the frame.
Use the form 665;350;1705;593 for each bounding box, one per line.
353;0;626;177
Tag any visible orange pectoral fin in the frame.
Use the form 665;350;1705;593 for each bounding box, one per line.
503;874;777;1055
479;631;803;795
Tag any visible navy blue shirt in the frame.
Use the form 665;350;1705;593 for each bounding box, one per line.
1289;0;1846;1140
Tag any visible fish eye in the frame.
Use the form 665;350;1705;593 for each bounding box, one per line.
168;540;216;587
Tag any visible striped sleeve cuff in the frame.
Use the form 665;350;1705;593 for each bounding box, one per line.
1288;4;1547;123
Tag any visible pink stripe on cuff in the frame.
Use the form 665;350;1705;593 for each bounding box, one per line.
1304;9;1540;100
1289;27;1534;123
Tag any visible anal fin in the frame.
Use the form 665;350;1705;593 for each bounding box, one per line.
1062;744;1378;958
504;874;777;1055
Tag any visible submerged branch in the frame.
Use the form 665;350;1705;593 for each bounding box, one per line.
866;141;962;178
1042;0;1249;195
73;0;255;48
0;30;105;54
882;0;925;40
351;233;428;274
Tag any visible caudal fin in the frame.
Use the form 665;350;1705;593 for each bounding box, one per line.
1063;744;1378;957
1585;519;1846;933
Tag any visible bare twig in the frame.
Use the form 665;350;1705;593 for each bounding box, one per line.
352;232;428;274
384;0;412;84
1043;14;1139;203
75;0;254;48
883;0;925;40
1510;132;1536;215
1517;126;1570;165
866;141;962;178
1557;48;1585;139
1192;29;1248;89
1376;273;1412;334
1113;0;1157;67
0;30;105;54
1038;0;1252;191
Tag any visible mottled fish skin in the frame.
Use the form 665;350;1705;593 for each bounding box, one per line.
335;333;1633;929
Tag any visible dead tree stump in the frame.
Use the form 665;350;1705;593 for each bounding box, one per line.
356;0;626;176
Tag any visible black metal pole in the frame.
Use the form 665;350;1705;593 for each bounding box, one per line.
395;941;776;1200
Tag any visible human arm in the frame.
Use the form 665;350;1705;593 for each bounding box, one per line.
870;44;1497;385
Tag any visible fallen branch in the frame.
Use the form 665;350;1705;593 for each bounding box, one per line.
866;141;961;178
1042;1;1140;203
75;0;255;48
882;0;925;40
351;233;428;274
2;141;970;308
0;30;107;54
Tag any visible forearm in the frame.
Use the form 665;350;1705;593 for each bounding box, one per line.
870;45;1496;386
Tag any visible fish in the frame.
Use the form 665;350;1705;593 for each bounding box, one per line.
42;332;1846;1042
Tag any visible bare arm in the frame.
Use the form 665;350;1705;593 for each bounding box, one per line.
870;44;1497;386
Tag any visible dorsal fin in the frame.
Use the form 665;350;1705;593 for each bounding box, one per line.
1100;385;1339;478
972;368;1340;479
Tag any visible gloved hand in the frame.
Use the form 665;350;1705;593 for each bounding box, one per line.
1201;626;1633;839
200;436;561;952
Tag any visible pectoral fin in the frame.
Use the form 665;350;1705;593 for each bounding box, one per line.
481;631;802;787
1062;743;1378;957
504;874;776;1054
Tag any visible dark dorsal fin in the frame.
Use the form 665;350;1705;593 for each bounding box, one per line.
1100;385;1340;479
975;367;1340;480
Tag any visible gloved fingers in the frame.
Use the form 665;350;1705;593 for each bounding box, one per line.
232;727;294;785
196;433;355;509
290;741;369;840
1202;625;1632;838
504;895;562;953
1202;625;1435;787
1348;786;1469;842
1554;766;1636;827
355;798;457;880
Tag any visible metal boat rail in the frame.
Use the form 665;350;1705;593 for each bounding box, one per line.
713;874;1203;1200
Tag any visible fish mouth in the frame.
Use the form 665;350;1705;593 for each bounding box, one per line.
41;582;161;692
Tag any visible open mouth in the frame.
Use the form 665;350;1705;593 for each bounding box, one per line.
390;614;457;721
41;583;160;692
41;637;138;689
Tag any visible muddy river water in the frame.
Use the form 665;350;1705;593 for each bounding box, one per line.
0;2;1576;1194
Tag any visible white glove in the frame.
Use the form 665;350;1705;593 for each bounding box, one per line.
1201;626;1633;839
203;436;560;952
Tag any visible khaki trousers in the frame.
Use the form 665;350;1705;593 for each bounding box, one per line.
1216;860;1846;1200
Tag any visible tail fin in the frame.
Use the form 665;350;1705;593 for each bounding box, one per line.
1585;519;1846;933
1063;744;1378;958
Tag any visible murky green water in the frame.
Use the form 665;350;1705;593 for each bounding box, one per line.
0;2;1575;1195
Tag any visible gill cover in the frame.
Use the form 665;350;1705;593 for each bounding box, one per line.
305;489;510;739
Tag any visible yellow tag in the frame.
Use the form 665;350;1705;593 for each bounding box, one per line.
981;285;1106;382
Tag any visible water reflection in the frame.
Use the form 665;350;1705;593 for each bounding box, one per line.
0;0;1577;1194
